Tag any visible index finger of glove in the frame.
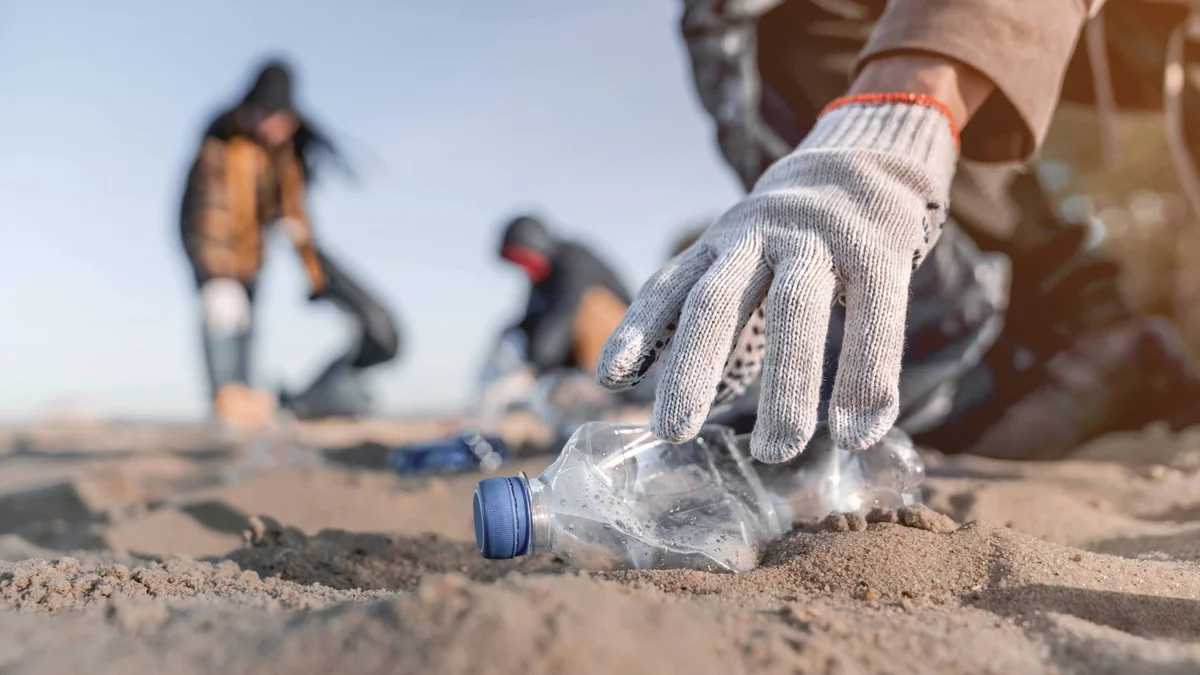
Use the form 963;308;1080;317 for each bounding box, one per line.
651;238;770;443
596;244;712;390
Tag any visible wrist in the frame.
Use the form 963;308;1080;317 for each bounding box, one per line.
803;99;958;169
850;54;994;132
789;98;959;205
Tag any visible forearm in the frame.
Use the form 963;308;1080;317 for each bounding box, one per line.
275;150;327;294
849;54;994;134
854;0;1090;162
296;241;327;296
282;217;325;293
278;215;326;294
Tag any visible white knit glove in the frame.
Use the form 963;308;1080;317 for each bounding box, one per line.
596;98;958;462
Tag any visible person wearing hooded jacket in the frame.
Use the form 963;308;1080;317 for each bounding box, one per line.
469;215;650;441
179;58;400;428
497;215;632;377
496;213;633;374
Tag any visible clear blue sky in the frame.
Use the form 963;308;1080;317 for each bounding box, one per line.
0;0;744;421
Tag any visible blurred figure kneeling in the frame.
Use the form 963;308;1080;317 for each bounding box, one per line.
476;214;647;448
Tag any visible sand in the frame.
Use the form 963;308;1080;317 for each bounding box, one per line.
0;417;1197;674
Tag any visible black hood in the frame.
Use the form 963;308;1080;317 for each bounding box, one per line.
500;215;559;258
241;61;295;115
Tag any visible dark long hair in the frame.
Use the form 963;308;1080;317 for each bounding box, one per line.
208;58;355;184
291;116;354;185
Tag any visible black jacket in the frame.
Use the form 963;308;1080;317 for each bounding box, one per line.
519;242;631;372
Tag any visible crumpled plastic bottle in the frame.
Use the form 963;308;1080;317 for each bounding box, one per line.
472;421;924;573
745;423;924;529
474;423;779;572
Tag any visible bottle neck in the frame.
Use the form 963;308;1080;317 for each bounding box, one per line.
526;475;553;556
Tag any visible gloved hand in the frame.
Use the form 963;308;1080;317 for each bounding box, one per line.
596;96;959;462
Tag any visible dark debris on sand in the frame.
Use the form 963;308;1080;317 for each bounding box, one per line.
224;515;566;591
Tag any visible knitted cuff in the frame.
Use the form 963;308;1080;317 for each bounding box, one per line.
822;94;959;139
803;94;960;166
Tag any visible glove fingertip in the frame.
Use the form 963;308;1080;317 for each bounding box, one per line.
650;405;706;445
596;330;669;391
596;372;637;392
749;430;809;464
828;409;896;452
595;354;655;392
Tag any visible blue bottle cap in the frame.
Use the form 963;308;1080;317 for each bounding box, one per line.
473;476;532;559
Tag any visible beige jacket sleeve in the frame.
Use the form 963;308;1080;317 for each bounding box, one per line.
857;0;1105;162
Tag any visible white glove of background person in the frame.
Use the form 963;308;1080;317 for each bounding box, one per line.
596;96;959;462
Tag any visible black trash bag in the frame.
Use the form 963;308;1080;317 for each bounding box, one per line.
280;251;401;419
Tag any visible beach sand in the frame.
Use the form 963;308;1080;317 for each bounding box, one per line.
0;415;1198;674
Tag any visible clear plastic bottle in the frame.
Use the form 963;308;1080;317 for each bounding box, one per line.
473;421;926;573
747;423;924;527
473;422;782;572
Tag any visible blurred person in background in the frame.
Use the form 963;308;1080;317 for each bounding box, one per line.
472;214;645;439
596;0;1200;462
179;58;400;430
497;214;631;378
